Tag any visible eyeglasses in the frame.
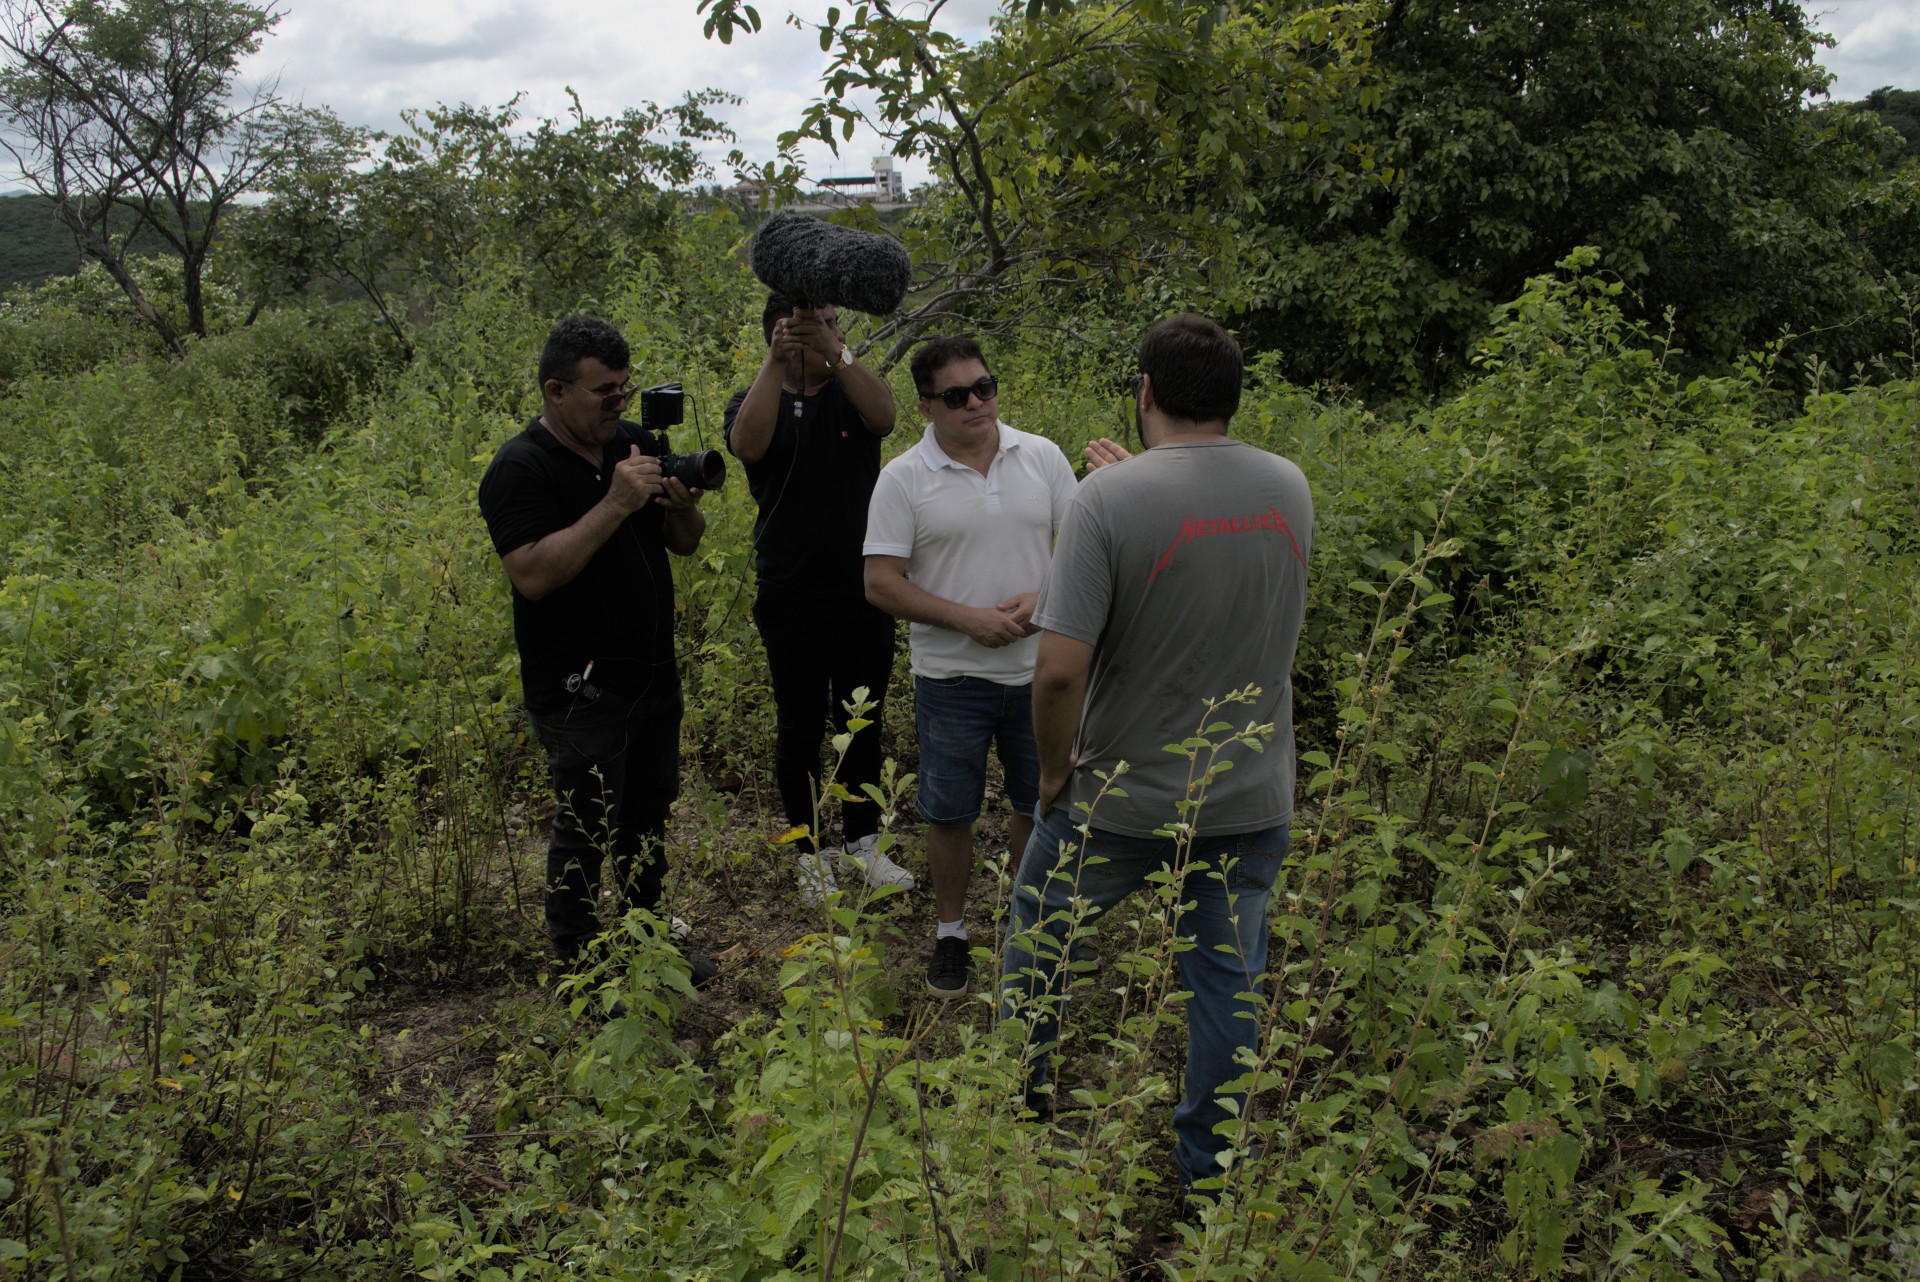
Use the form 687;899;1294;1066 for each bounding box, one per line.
566;378;635;409
921;375;999;409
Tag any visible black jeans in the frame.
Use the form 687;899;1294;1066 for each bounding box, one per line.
526;679;682;963
752;586;896;850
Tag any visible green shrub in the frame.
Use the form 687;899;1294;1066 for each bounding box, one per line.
3;239;1917;1278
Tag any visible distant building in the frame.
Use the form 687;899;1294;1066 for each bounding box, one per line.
729;157;913;211
812;156;906;203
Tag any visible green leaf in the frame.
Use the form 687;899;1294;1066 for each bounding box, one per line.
749;1128;802;1178
1537;747;1590;811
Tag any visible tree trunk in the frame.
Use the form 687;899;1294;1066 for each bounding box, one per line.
54;203;187;358
183;252;207;339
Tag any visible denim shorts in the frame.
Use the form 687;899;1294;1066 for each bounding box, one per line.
913;674;1039;827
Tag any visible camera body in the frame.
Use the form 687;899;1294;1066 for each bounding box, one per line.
637;382;684;431
636;381;725;491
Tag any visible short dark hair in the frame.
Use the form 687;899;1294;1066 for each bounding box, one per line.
1138;313;1241;424
538;315;629;389
760;292;801;345
911;335;988;396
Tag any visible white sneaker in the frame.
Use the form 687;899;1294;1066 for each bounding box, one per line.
796;852;840;907
839;834;916;890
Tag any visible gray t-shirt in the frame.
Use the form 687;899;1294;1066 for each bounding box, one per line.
1034;439;1314;837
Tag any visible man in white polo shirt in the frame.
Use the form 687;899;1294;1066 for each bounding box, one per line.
864;336;1077;997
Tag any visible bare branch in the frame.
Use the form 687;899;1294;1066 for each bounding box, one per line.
0;0;297;345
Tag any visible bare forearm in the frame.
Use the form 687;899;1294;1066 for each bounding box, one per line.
663;506;705;556
1032;667;1086;783
728;356;788;463
501;497;633;600
1032;632;1094;807
864;567;973;631
836;356;896;435
865;556;1028;647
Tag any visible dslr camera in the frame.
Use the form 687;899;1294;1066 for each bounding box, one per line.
637;382;726;491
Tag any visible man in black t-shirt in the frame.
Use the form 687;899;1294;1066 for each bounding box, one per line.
478;315;711;975
724;293;913;904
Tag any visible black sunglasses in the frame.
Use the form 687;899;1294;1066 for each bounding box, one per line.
563;377;635;409
921;375;999;409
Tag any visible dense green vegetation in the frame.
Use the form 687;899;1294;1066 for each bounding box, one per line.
1854;87;1920;164
4;226;1917;1278
722;0;1919;395
3;0;1919;1277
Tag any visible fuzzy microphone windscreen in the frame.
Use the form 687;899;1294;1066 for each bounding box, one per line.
748;212;912;316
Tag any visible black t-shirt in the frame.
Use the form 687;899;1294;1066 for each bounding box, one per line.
723;379;882;597
478;417;676;709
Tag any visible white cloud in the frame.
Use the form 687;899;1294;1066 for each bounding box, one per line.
1807;0;1920;98
238;0;1004;191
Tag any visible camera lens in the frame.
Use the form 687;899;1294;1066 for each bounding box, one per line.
666;450;725;490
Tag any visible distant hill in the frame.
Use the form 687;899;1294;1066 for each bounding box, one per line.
0;193;187;295
1858;87;1919;165
0;194;84;293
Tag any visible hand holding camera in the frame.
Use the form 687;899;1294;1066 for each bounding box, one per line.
608;446;667;513
655;474;704;511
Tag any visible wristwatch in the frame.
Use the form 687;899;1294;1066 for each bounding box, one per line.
829;345;853;374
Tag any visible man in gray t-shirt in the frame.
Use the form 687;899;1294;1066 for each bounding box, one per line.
1038;435;1312;835
999;313;1314;1201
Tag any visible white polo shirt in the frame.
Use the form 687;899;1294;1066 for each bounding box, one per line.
864;421;1078;684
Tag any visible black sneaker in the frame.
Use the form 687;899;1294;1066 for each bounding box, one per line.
684;950;721;988
927;936;971;997
1019;1088;1055;1121
1018;1086;1085;1122
1176;1188;1216;1225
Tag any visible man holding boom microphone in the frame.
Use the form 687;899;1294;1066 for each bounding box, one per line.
478;314;717;984
725;294;916;903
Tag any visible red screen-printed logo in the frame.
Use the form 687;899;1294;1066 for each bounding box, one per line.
1146;508;1306;584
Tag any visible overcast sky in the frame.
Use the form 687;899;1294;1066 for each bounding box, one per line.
237;0;1916;193
5;0;1915;194
237;0;1004;193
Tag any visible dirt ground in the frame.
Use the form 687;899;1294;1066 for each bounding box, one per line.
343;755;1219;1264
352;755;1032;1109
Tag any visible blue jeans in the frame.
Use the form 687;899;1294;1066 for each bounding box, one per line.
999;806;1288;1190
912;674;1040;826
525;682;682;963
